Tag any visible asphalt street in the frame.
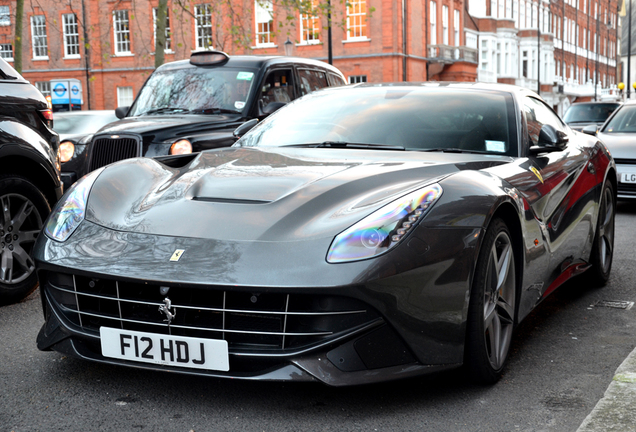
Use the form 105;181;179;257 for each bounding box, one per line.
2;202;636;432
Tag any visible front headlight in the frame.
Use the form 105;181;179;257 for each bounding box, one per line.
44;168;105;242
170;139;192;155
326;184;443;263
59;141;75;163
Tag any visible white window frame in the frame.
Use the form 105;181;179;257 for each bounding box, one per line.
35;81;50;97
430;1;437;45
299;0;320;45
63;14;80;59
454;9;460;47
195;4;213;51
117;86;134;107
0;43;13;61
255;1;274;47
346;0;368;41
442;6;449;45
113;10;131;55
349;75;367;83
31;15;48;59
153;8;172;52
0;6;10;26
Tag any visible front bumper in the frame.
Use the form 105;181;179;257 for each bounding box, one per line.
34;220;479;385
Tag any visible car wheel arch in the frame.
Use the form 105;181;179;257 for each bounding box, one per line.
0;154;59;207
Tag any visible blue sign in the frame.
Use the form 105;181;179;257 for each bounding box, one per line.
71;85;79;95
53;83;67;97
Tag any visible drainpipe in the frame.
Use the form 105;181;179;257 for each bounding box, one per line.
402;0;407;81
81;0;91;110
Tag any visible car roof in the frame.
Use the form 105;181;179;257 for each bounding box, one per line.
569;101;622;106
53;110;115;116
350;81;537;97
157;54;344;76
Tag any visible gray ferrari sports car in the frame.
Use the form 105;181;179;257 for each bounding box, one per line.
34;83;616;386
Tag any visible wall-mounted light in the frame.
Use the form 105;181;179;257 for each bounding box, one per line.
284;37;293;56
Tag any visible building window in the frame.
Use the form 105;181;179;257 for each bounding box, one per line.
346;0;367;40
35;81;51;97
430;1;436;45
113;10;131;54
117;86;134;107
349;75;367;83
0;6;9;26
195;4;212;50
454;9;460;46
153;8;172;52
31;15;48;59
0;44;13;61
255;1;274;46
300;0;320;44
63;14;80;58
442;6;449;45
522;50;528;78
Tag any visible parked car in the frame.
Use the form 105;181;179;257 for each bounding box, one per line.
53;110;118;189
35;83;615;385
563;101;621;131
81;51;346;176
0;57;63;304
583;100;636;199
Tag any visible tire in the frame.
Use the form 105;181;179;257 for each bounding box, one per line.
586;179;615;287
0;175;51;305
465;218;517;384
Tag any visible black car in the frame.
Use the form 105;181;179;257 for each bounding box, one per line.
0;57;63;304
72;51;346;180
35;83;615;385
563;101;621;132
53;110;118;189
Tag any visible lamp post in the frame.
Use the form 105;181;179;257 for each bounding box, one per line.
284;37;293;56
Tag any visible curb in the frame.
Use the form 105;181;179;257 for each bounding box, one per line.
577;346;636;432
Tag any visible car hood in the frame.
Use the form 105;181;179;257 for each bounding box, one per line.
86;147;511;242
94;113;245;142
597;132;636;160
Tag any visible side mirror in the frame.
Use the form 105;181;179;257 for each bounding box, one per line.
233;118;259;139
529;124;569;155
262;101;286;116
115;106;129;119
581;125;599;136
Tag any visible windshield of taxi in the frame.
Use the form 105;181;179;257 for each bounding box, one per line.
128;67;256;116
236;87;517;156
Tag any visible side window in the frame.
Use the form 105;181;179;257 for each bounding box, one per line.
523;97;566;146
327;73;346;87
298;69;328;95
258;69;294;109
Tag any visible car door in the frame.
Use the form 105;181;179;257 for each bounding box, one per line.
488;95;594;313
256;68;295;116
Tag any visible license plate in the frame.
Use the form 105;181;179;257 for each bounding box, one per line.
100;327;229;371
621;173;636;184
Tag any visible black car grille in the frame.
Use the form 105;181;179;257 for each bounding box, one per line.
89;136;141;171
43;272;380;352
614;159;636;166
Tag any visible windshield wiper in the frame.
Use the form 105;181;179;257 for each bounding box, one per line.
139;107;190;115
417;148;490;154
188;108;241;115
287;142;405;151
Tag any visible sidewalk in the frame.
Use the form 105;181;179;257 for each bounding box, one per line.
577;345;636;431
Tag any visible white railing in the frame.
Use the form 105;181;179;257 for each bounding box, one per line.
478;69;497;83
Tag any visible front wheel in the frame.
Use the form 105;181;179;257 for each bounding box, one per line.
0;175;50;305
465;218;517;384
586;179;615;287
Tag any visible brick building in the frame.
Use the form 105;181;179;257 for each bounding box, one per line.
0;0;478;111
466;0;620;115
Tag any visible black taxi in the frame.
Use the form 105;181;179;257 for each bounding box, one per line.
60;51;346;187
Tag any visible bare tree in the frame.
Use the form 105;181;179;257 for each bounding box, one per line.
14;0;24;73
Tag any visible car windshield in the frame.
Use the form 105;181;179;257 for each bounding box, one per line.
563;103;620;123
53;112;119;135
601;105;636;133
237;86;517;156
128;67;257;116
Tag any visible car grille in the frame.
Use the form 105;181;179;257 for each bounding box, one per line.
614;159;636;166
89;135;141;171
43;272;380;352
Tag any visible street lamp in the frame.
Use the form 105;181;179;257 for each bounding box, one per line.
284;37;293;56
